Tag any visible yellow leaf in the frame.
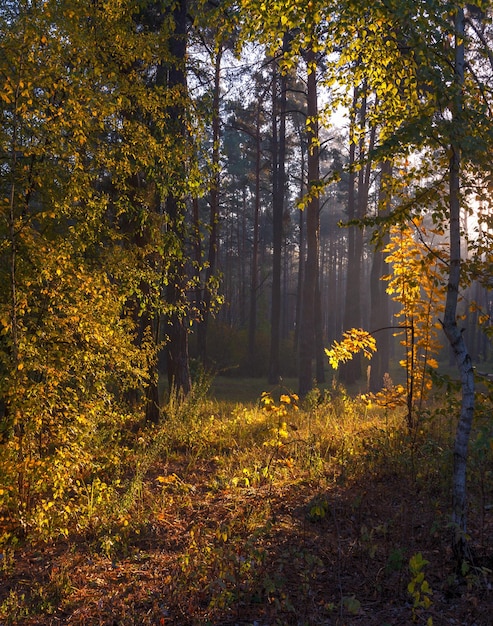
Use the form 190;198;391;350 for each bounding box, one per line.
157;474;177;484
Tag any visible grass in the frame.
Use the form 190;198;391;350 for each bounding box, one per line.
0;378;492;625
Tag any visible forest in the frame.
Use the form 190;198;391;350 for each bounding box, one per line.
1;0;493;624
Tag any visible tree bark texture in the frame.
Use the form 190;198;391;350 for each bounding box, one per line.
441;7;474;563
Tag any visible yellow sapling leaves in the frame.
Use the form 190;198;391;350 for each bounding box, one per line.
260;390;299;449
325;329;377;369
383;221;446;415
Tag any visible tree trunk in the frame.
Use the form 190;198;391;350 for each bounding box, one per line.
299;46;320;397
240;190;248;326
339;88;358;386
197;45;222;366
294;124;306;355
268;47;287;384
340;87;375;386
442;7;474;563
247;101;262;374
369;161;392;392
315;278;326;383
163;0;191;400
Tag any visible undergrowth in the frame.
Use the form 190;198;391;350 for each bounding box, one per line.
0;378;492;624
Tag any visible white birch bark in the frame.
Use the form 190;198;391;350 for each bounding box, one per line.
441;6;475;561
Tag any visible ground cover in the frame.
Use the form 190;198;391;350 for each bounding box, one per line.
0;379;492;625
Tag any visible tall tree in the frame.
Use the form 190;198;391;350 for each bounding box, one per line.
298;45;321;396
441;6;474;561
247;93;266;372
162;0;192;399
268;41;288;384
369;161;392;392
339;83;376;386
196;41;223;366
192;2;237;367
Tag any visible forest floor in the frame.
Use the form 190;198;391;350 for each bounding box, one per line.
1;378;493;625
